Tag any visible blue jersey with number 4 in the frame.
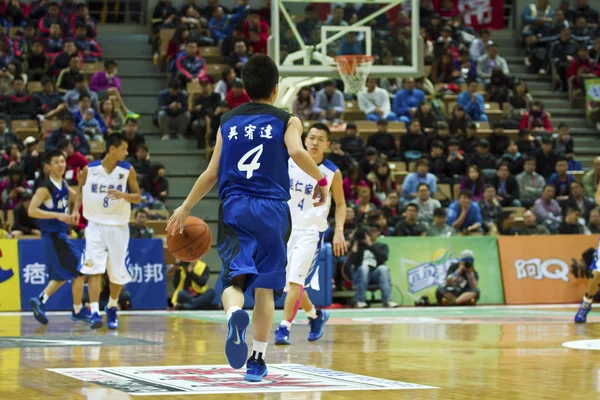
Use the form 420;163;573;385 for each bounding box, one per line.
218;102;292;201
36;178;70;233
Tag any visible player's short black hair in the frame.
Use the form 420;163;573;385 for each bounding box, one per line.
106;132;127;151
46;149;65;163
308;122;331;139
241;54;279;100
405;203;419;212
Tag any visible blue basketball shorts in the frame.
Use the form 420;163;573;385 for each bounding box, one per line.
217;194;291;299
41;231;83;281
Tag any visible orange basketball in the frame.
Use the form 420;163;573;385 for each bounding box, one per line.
167;216;212;262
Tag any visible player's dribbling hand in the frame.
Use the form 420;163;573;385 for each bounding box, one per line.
57;213;71;223
333;231;347;257
167;206;190;235
70;211;80;226
312;184;327;207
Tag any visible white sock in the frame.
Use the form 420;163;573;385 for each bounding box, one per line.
39;292;49;304
73;304;82;314
90;302;99;314
252;340;268;360
280;320;292;329
584;295;594;304
305;307;317;319
107;297;118;309
226;306;242;320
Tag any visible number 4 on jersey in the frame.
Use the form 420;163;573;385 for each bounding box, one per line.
238;144;264;179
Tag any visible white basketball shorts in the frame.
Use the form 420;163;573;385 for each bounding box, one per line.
82;221;132;285
286;228;324;288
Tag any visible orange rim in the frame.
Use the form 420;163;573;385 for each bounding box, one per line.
334;55;374;75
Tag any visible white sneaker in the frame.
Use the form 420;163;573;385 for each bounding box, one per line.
161;134;169;141
524;57;531;67
383;301;399;308
538;69;546;75
355;301;367;309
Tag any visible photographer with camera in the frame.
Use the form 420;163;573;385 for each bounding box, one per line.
435;250;480;306
348;224;398;308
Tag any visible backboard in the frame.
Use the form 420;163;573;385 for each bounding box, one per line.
268;0;423;79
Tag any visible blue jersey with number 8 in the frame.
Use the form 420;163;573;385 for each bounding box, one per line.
218;103;292;201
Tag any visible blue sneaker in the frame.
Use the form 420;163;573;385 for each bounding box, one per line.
71;308;92;322
244;357;268;382
106;307;119;330
307;309;329;342
575;301;592;323
274;325;291;345
225;309;249;369
90;312;103;329
29;297;48;325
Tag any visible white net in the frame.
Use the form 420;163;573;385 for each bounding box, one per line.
334;55;375;94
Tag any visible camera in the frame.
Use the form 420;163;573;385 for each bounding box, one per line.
463;261;474;269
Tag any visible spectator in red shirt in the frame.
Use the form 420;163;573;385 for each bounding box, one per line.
519;101;553;133
248;29;267;54
38;2;68;37
70;4;97;38
4;0;31;27
57;138;88;185
243;9;269;42
567;46;600;89
225;79;251;109
166;25;190;63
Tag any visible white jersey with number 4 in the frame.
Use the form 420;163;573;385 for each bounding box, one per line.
288;158;338;232
82;160;132;226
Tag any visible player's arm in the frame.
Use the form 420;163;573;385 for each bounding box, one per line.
595;182;600;206
72;166;87;220
168;128;223;234
331;169;347;257
284;116;327;206
109;167;142;204
28;186;70;222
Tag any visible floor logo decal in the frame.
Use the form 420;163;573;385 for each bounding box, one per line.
48;364;437;395
562;339;600;350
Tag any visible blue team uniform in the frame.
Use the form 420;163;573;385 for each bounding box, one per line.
217;102;292;299
36;179;83;281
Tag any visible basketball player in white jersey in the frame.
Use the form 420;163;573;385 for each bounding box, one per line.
274;123;347;345
73;133;142;330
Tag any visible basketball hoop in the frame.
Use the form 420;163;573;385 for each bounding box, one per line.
333;55;375;94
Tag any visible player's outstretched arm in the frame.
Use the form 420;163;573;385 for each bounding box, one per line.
108;167;142;204
28;187;71;223
168;128;223;234
284;116;328;207
72;167;87;221
331;170;348;257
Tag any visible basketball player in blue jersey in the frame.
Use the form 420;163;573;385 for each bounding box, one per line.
575;182;600;322
168;54;329;382
275;123;347;345
28;150;90;325
74;133;141;330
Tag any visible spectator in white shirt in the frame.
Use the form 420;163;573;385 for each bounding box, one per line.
357;78;398;122
469;29;492;61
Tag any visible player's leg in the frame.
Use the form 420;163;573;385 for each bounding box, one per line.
30;279;65;325
82;222;109;329
575;251;600;322
244;287;274;382
54;235;92;322
105;225;132;330
70;276;91;321
222;275;251;370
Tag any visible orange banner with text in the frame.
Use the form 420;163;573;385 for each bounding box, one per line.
498;235;597;304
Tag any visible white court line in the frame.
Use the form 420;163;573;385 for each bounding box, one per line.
0;304;581;317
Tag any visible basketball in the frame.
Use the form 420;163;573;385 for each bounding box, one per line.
167;216;212;262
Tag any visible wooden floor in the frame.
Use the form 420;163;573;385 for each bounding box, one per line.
0;306;598;399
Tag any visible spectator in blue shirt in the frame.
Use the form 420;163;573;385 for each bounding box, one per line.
337;32;363;56
392;78;426;124
313;80;345;122
457;79;488;122
158;80;190;140
45;114;90;155
208;6;245;42
401;158;437;204
521;0;555;38
547;157;576;202
446;190;483;233
173;41;207;85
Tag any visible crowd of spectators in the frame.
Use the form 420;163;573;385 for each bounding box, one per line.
0;1;170;239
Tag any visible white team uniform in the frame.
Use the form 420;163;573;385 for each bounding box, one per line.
81;160;132;285
286;158;338;289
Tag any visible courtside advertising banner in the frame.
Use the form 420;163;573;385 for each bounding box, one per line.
497;235;594;304
381;236;504;306
0;240;21;311
19;239;166;310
